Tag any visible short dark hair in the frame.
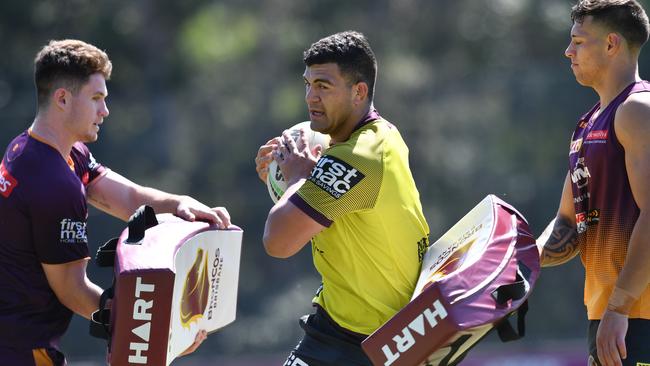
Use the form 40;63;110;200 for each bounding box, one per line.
303;31;377;101
571;0;650;50
34;39;112;108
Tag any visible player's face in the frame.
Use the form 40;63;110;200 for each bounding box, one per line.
67;73;109;143
565;16;610;87
303;63;356;140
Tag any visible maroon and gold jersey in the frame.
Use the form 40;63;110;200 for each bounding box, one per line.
569;81;650;320
0;130;106;348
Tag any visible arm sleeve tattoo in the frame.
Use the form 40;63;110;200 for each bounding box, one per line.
537;217;579;267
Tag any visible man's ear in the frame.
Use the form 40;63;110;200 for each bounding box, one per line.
53;88;70;111
606;32;622;54
353;82;369;104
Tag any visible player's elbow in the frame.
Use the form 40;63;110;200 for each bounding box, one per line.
262;221;296;258
263;212;287;258
263;206;312;258
262;232;293;258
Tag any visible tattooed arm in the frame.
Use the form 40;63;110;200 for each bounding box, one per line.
537;217;579;267
537;172;579;267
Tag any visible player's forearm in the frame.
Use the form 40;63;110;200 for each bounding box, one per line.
66;278;103;320
104;185;184;221
52;270;103;319
613;211;650;310
42;259;103;320
129;185;185;216
88;171;186;221
537;216;580;267
264;180;309;258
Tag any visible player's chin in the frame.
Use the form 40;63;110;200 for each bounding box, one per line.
573;73;590;87
82;133;99;143
309;121;328;134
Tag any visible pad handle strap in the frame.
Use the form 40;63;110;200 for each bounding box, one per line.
125;205;159;244
95;237;118;267
89;285;114;340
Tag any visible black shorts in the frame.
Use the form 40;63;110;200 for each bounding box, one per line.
283;307;372;366
588;318;650;366
0;345;66;366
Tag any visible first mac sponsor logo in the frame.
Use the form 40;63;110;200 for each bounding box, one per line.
59;219;88;244
308;155;364;199
0;161;18;198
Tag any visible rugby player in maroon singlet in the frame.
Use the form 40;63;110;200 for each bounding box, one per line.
537;2;650;366
0;40;232;365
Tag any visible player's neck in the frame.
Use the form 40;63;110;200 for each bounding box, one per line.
330;105;371;144
594;62;640;110
31;113;74;159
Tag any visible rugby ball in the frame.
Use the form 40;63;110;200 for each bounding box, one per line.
266;121;330;203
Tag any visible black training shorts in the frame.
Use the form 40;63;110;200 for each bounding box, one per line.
284;307;372;366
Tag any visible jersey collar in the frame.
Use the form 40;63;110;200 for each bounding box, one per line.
27;128;75;171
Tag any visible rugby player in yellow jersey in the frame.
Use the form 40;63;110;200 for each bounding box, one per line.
255;31;430;366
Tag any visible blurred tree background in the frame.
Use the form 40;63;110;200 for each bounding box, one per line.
2;0;650;364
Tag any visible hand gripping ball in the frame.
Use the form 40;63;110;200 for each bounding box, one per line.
266;121;330;203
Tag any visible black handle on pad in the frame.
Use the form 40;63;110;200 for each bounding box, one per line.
125;205;159;244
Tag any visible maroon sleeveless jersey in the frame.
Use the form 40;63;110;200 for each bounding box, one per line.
569;80;650;320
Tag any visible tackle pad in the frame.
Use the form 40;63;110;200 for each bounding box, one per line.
90;206;243;366
362;195;540;366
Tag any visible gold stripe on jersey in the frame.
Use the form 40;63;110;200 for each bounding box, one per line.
32;349;55;366
296;118;430;335
579;209;650;319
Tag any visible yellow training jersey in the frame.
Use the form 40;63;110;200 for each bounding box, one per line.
289;116;430;335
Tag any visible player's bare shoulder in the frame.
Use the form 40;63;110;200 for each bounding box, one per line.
615;92;650;145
